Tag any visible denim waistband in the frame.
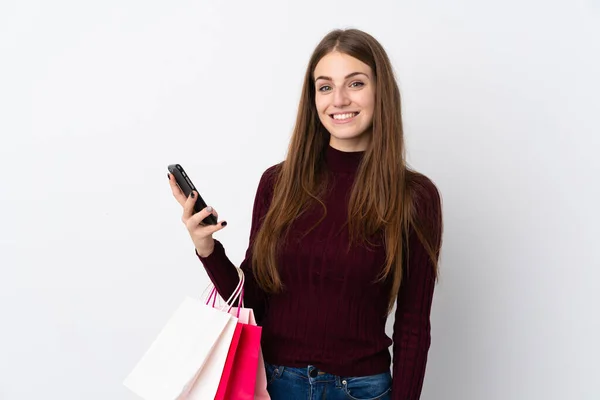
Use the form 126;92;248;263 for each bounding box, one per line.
265;362;391;385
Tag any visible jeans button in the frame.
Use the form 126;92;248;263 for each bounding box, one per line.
309;368;318;378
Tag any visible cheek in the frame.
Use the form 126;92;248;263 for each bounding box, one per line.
360;97;375;123
364;96;375;112
362;104;375;122
315;97;328;115
359;88;375;109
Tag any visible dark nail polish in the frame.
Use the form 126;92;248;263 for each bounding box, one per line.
221;221;227;227
167;173;170;179
190;192;195;198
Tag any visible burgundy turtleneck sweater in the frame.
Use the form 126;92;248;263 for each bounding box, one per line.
198;145;442;399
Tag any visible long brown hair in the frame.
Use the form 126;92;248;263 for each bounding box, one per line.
251;28;442;313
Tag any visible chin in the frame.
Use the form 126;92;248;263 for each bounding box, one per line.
327;127;368;139
330;134;361;141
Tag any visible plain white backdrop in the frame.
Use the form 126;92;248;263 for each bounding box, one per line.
1;1;599;399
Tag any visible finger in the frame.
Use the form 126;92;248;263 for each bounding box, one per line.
168;173;187;206
207;220;228;234
188;205;219;227
190;219;228;235
182;191;198;221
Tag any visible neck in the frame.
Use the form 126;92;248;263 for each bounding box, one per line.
329;133;371;152
325;143;365;173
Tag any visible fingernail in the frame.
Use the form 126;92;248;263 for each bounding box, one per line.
167;173;170;179
206;206;213;212
190;192;195;198
221;221;227;227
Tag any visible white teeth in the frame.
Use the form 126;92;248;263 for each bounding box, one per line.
332;112;358;120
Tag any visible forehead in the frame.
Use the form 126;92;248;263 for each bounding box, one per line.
314;51;372;79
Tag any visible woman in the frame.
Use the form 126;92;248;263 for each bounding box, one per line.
168;28;443;400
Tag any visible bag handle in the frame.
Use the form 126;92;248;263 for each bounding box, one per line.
203;267;243;306
203;268;245;317
225;269;245;317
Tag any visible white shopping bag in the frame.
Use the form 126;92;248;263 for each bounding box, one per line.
124;270;245;400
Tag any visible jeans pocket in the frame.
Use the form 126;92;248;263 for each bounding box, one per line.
342;371;392;400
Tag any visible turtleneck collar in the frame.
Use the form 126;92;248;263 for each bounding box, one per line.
325;144;365;173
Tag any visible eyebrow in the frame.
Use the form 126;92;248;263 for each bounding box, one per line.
314;71;370;82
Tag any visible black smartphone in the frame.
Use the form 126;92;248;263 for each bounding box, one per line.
167;164;218;225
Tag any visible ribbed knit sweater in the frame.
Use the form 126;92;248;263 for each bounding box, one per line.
198;144;442;399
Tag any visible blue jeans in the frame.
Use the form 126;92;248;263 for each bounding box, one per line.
265;362;392;400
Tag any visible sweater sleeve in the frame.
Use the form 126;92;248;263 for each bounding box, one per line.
391;177;442;399
196;165;279;323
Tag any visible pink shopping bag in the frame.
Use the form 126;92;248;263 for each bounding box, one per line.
247;310;270;400
224;323;262;400
215;323;244;400
227;293;270;399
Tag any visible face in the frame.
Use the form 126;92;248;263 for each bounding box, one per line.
313;51;375;152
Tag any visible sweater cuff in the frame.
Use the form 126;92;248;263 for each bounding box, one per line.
196;239;228;273
195;239;240;296
196;239;224;261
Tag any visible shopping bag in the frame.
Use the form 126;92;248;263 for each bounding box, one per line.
214;323;244;400
213;280;247;400
123;269;245;400
229;307;270;399
224;322;263;400
210;272;271;399
184;270;246;400
122;298;237;400
247;311;270;400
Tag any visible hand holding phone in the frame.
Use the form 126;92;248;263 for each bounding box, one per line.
168;164;227;258
167;164;218;225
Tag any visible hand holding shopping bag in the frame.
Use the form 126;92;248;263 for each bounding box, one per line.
123;270;245;400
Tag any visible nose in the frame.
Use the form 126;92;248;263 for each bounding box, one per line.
332;87;351;108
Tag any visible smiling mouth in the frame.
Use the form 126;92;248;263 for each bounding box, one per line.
330;112;360;121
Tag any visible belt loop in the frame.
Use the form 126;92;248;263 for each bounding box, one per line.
335;375;342;388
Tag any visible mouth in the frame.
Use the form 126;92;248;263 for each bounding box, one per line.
329;111;360;123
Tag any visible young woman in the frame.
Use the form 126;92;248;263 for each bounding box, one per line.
168;28;443;400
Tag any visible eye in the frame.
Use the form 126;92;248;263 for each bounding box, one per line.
318;85;332;92
350;81;364;88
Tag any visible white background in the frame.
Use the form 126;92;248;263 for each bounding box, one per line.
1;1;599;399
